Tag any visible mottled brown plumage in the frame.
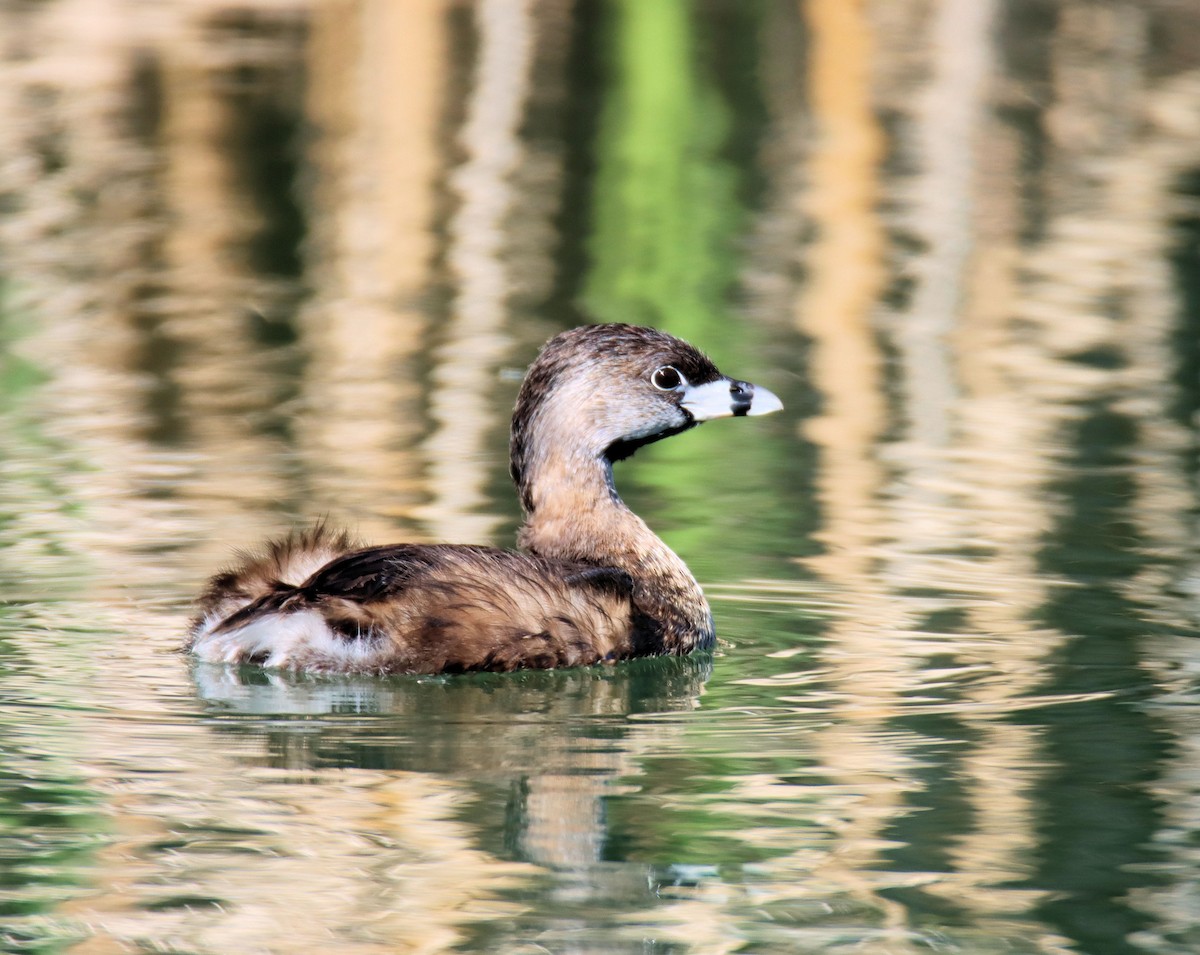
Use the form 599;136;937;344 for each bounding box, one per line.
189;323;781;674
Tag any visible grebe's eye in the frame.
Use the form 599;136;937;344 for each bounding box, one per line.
651;366;683;391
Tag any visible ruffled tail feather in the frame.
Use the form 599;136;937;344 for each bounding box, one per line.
188;521;362;645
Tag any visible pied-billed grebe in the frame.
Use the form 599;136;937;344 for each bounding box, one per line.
189;324;782;674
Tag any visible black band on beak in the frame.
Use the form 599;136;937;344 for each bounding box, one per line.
730;380;754;417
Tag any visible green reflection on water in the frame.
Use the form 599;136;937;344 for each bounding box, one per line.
0;283;48;414
1026;404;1174;955
582;0;812;585
0;650;106;954
584;0;739;334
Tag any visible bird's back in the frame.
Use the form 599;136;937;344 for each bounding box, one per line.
188;525;641;674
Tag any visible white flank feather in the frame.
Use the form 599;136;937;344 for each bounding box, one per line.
191;611;395;673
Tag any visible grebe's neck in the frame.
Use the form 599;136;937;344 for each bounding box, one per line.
514;447;713;653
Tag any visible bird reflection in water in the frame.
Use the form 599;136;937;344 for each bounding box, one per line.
192;653;713;870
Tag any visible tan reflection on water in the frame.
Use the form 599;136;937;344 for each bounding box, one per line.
0;0;296;592
295;0;449;540
780;0;1200;945
2;0;1200;952
7;601;707;953
792;0;918;935
0;3;695;946
28;617;529;955
796;0;887;568
417;0;535;545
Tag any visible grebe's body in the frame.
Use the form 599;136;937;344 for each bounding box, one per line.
189;324;781;674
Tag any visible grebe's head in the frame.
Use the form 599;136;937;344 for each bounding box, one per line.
510;324;782;508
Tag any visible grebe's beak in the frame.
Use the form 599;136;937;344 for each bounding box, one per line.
680;378;783;422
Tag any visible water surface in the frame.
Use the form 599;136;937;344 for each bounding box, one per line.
2;1;1200;953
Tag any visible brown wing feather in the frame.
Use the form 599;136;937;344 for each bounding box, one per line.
305;546;637;673
195;537;640;674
